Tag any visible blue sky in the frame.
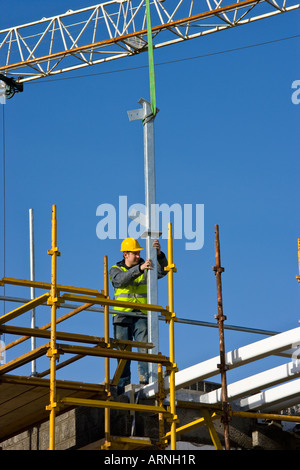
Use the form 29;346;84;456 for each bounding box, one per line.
0;1;299;387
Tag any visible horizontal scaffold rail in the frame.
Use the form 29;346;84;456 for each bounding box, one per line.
0;343;50;374
0;293;50;325
0;276;102;296
0;340;167;375
0;324;109;345
0;277;170;327
60;396;172;418
0;0;299;81
0;324;154;349
57;343;171;365
0;373;106;393
60;292;169;314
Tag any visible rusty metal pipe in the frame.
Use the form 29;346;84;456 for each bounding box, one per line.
213;224;230;450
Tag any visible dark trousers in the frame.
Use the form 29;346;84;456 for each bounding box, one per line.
114;317;148;393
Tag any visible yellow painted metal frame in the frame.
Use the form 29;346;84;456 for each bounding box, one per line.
164;223;179;449
0;293;50;325
0;205;179;450
230;409;300;423
1;206;298;450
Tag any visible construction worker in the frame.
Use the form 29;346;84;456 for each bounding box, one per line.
109;237;168;394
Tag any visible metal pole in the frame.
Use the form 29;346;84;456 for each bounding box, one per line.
166;222;177;450
128;98;159;384
157;362;166;449
103;255;111;449
0;295;283;337
142;98;159;384
213;224;230;450
47;205;60;450
29;208;36;376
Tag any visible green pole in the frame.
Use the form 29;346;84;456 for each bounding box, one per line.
145;0;157;116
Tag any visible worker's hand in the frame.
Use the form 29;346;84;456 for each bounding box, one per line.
140;259;153;271
152;239;161;255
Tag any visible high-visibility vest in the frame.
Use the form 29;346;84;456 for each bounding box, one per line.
111;265;148;315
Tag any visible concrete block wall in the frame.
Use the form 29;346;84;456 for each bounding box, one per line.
0;401;134;451
1;386;300;450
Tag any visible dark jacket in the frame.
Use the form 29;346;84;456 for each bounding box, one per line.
110;252;168;324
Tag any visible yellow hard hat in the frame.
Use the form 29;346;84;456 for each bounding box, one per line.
120;238;143;252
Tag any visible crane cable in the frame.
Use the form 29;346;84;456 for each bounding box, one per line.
146;0;157;117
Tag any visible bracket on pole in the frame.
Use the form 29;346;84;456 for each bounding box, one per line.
127;107;144;122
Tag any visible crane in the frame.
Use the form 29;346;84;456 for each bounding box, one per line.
0;0;299;84
0;1;299;441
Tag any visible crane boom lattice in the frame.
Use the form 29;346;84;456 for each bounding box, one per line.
0;0;299;83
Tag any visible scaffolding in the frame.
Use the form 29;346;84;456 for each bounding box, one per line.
1;206;300;451
0;204;181;450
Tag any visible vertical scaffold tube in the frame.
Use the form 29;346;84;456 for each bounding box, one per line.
29;208;36;376
213;224;230;450
103;255;111;449
47;205;60;450
166;222;177;450
157;363;166;449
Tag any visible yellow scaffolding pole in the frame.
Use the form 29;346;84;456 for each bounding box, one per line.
164;222;178;450
157;362;167;449
46;204;60;450
103;255;111;450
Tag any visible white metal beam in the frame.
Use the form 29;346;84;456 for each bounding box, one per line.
259;395;300;412
198;360;300;405
237;378;300;411
141;326;300;398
